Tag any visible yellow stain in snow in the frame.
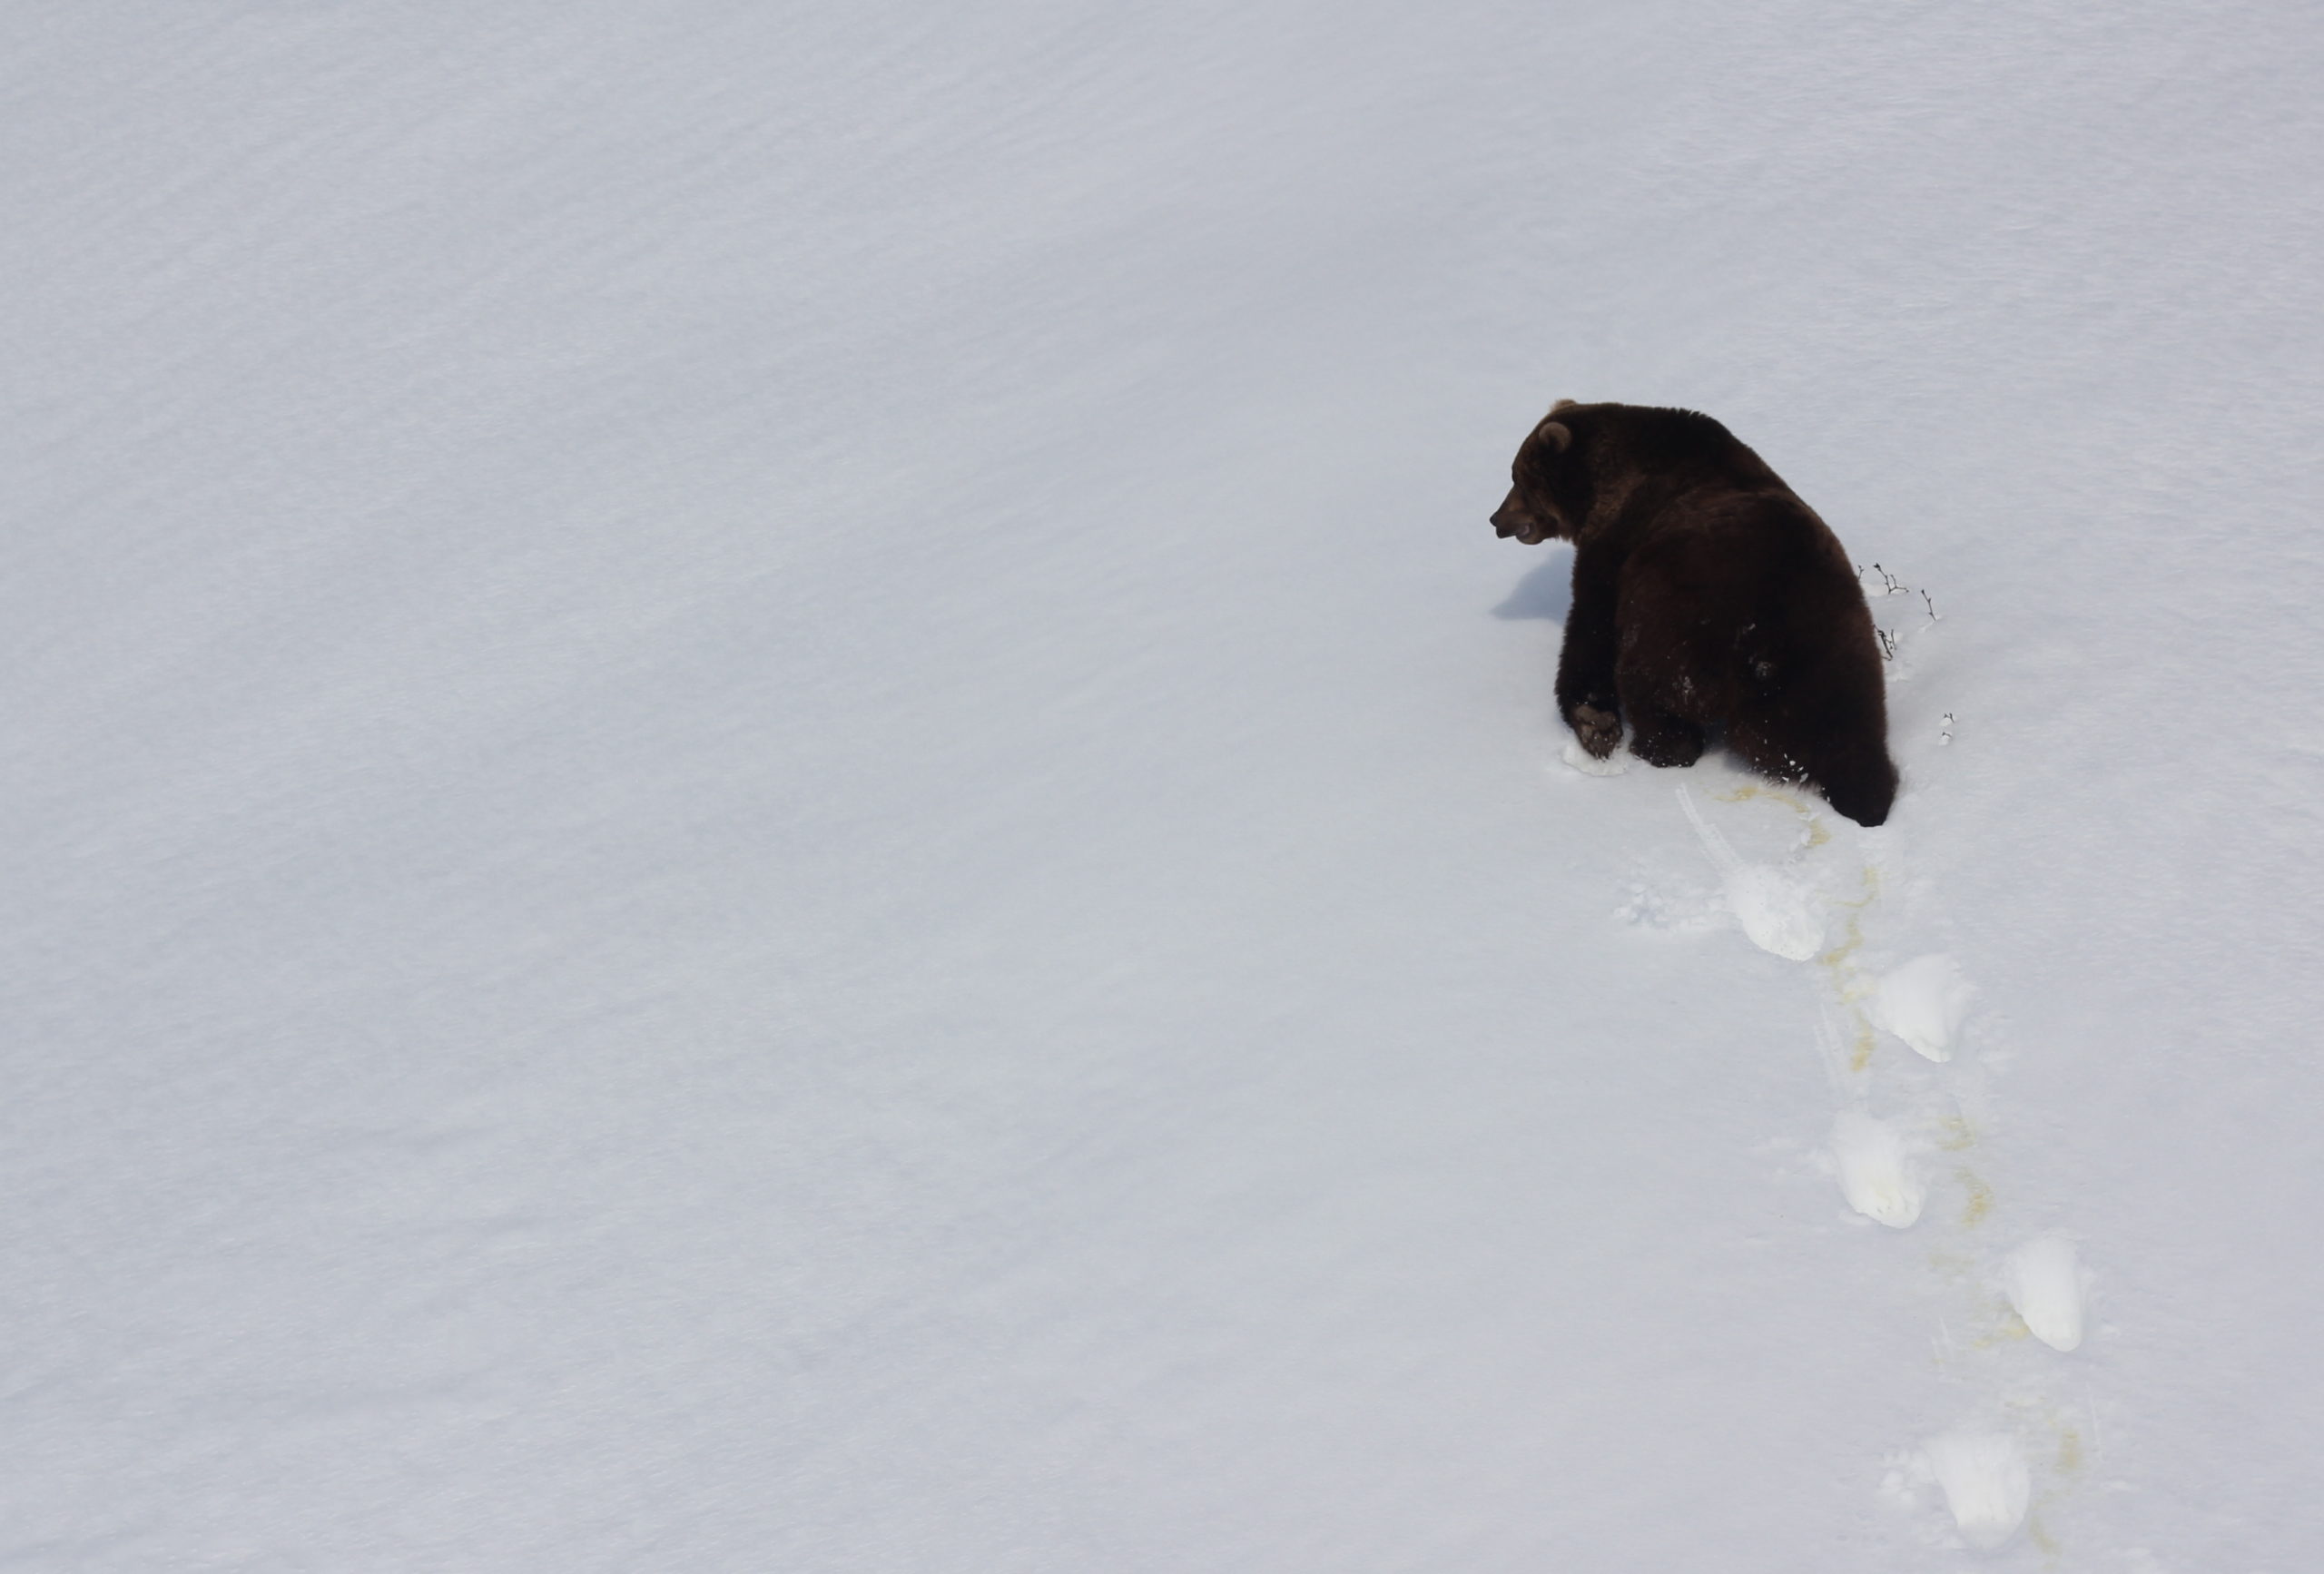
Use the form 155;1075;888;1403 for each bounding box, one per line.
1974;1309;2033;1349
1958;1169;1994;1226
1714;782;1832;847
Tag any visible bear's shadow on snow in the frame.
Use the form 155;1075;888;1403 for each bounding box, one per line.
1491;546;1573;624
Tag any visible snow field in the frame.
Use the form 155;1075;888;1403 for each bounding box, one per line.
8;0;2324;1568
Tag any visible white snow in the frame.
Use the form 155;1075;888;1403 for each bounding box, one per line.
1830;1111;1927;1230
1870;953;1976;1063
1925;1431;2034;1551
1561;737;1631;777
6;3;2324;1570
1679;784;1827;961
2003;1235;2090;1354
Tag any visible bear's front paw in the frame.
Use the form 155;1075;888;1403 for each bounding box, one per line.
1570;703;1622;759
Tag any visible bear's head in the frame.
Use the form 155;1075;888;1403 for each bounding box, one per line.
1491;398;1587;546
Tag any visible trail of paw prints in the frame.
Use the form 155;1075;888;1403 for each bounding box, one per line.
1674;782;2106;1559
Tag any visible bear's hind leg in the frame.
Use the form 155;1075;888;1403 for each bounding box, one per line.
1625;704;1706;770
1613;642;1704;768
1731;713;1896;827
1727;720;1810;788
1813;744;1897;828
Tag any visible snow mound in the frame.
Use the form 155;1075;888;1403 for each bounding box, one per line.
1830;1111;1925;1228
1922;1431;2031;1550
1560;737;1630;775
2001;1235;2088;1353
1867;953;1974;1062
1678;786;1825;960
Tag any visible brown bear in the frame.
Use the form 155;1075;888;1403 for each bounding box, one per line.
1490;400;1898;827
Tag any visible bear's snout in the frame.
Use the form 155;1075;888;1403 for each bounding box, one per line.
1491;488;1547;545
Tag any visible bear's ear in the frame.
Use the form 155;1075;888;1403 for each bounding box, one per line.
1532;417;1572;453
1551;398;1578;413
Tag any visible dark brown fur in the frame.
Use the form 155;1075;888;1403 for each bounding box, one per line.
1490;401;1898;826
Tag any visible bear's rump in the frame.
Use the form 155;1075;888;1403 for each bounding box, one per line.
1612;499;1872;730
1610;526;1777;722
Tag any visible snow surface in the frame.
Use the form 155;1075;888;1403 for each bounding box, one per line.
1830;1110;1927;1233
1679;782;1828;961
2004;1235;2091;1356
1870;952;1976;1063
1924;1431;2036;1553
6;2;2324;1569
